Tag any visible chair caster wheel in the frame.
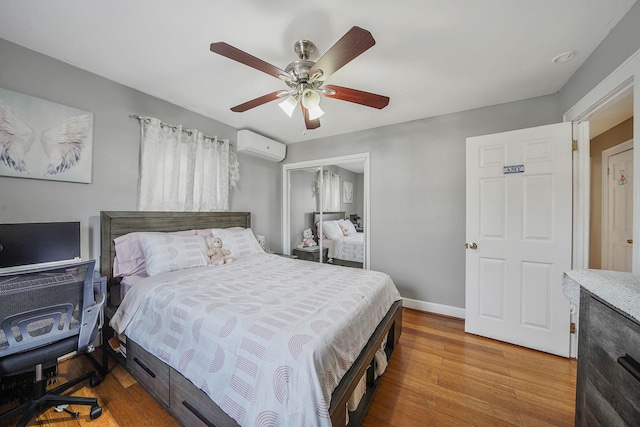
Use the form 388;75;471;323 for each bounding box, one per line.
90;405;102;420
90;376;102;387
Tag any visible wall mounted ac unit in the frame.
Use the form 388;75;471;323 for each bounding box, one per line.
236;130;286;162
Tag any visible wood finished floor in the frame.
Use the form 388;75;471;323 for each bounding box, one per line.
0;308;577;426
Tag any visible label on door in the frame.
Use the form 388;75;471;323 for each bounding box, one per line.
503;164;524;174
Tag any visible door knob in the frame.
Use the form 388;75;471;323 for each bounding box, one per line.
465;242;478;250
628;239;633;244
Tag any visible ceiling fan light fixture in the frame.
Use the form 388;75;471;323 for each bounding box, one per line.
302;88;321;109
307;104;324;120
211;26;388;130
302;88;324;119
279;95;298;117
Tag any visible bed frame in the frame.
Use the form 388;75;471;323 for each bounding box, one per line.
313;211;364;269
100;211;401;427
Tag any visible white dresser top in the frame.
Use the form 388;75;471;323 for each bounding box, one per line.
563;269;640;323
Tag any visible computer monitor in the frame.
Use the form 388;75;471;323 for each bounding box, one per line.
0;222;81;270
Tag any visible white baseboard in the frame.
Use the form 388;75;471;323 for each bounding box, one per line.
402;297;465;319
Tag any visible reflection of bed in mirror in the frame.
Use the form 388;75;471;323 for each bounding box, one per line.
313;211;364;269
101;211;401;427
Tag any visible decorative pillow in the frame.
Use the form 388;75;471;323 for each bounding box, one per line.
210;227;264;259
322;221;344;240
338;219;358;236
139;233;209;277
195;229;213;237
113;230;195;277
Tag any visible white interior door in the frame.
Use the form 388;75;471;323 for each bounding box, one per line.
465;122;573;357
602;141;634;272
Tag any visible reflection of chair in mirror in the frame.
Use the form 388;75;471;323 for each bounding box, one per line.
0;260;105;426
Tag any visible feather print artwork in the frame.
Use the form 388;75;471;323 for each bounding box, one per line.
40;114;90;175
0;100;35;173
0;88;93;183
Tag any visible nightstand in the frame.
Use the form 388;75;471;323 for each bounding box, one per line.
293;246;329;262
274;253;298;259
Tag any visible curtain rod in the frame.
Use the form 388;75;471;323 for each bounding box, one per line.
129;114;230;145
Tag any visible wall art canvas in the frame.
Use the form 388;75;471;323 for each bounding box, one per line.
0;88;93;183
343;181;353;203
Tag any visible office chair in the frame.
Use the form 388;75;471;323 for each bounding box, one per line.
0;260;105;426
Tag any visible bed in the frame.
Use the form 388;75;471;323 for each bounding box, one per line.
313;212;364;269
100;211;402;427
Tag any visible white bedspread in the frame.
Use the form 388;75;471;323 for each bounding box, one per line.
328;233;364;263
110;253;400;427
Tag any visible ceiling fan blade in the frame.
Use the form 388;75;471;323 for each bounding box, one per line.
210;42;292;82
323;85;390;109
309;26;375;81
300;102;320;130
231;91;284;112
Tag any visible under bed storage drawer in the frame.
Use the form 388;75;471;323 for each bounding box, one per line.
170;368;240;427
127;340;170;407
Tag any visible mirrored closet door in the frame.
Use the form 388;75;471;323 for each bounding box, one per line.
282;153;370;269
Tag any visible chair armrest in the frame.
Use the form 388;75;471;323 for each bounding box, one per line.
78;293;105;353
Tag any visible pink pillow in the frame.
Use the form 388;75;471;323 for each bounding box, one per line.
113;230;195;277
195;229;213;237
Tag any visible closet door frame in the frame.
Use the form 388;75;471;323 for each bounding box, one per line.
282;152;370;269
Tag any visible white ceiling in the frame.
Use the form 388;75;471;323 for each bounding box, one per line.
0;0;636;144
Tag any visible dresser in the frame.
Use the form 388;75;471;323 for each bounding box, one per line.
564;270;640;425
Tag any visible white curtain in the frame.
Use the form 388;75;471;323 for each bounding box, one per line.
138;117;239;211
317;169;340;211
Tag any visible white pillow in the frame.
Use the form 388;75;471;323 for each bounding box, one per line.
322;221;344;240
113;229;195;277
338;219;358;236
210;227;264;259
139;233;209;276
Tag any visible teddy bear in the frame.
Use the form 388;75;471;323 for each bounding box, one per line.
297;228;317;248
206;236;232;266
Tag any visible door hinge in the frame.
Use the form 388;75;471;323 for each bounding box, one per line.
570;322;576;334
572;140;578;151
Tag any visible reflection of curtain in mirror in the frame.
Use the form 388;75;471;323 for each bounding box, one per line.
318;170;340;211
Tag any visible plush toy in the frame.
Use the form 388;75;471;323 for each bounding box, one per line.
297;228;317;248
206;236;232;266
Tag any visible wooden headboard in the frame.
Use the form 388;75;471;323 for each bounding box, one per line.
100;211;251;279
312;211;346;227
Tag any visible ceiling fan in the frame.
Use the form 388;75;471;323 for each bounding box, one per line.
210;26;390;130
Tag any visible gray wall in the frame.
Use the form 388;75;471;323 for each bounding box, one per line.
285;1;640;309
2;0;638;309
285;95;561;306
0;37;282;263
